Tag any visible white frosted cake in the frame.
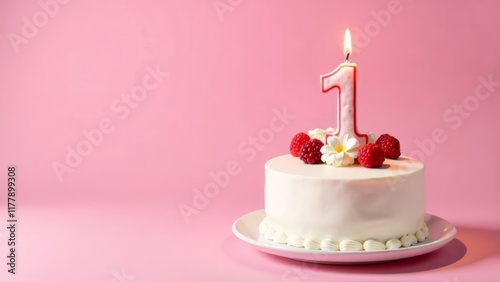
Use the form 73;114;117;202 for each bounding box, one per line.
259;153;427;251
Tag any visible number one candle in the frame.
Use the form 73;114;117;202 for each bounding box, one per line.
320;29;368;146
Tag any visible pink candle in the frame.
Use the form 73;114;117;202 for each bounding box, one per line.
320;29;368;146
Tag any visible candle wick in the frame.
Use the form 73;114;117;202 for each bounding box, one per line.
345;53;350;62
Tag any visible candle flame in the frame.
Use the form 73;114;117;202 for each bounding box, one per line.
344;29;352;60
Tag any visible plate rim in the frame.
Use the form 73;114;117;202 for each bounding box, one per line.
232;209;457;263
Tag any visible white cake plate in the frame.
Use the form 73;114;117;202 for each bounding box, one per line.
232;209;456;264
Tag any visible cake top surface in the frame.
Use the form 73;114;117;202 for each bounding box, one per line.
266;154;424;179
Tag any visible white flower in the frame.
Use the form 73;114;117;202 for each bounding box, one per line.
308;127;336;143
320;134;360;167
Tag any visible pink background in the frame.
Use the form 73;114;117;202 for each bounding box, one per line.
1;0;500;281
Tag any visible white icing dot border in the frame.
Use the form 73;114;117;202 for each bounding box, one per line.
259;217;429;252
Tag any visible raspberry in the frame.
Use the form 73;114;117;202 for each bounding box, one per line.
290;132;311;157
357;143;385;168
299;139;324;164
376;134;392;144
376;134;401;159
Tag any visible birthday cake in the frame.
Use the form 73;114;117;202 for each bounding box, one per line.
259;136;427;251
258;30;427;251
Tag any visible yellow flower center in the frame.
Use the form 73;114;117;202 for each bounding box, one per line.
334;144;344;153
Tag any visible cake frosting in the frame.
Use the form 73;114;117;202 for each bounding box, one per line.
259;154;427;251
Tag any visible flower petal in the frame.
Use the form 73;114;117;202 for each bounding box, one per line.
333;152;344;166
328;136;341;148
342;155;354;166
345;138;360;151
325;154;336;165
321;154;327;163
320;145;333;154
345;150;359;159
